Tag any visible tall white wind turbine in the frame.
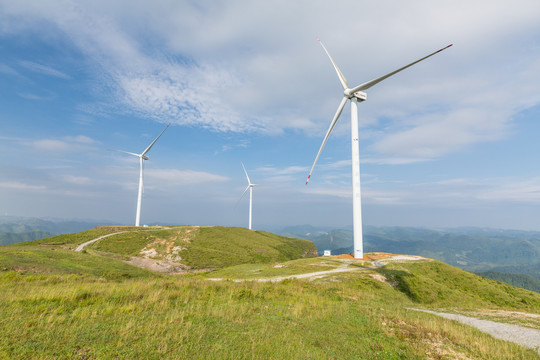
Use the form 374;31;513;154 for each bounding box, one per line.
306;40;452;259
236;162;257;230
118;123;170;227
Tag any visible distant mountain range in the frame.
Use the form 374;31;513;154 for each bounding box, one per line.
0;216;115;245
278;224;540;292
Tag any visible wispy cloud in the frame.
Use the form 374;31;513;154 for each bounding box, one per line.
0;181;46;190
27;135;99;152
19;60;71;79
147;168;230;186
477;178;540;203
2;0;539;151
0;63;19;76
17;91;56;101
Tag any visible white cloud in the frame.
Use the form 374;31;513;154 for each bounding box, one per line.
31;139;72;152
0;63;18;76
302;186;351;199
18;60;71;79
64;135;96;145
477;178;540;203
257;165;307;176
62;175;93;185
28;135;99;152
0;181;46;190
1;0;539;148
147;169;230;186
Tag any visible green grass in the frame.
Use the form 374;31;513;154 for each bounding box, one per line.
205;257;347;279
19;226;144;247
378;260;540;311
0;246;158;280
2;227;540;358
176;227;317;269
1;267;538;359
91;226;317;269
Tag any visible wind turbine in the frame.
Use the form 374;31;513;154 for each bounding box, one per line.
236;162;257;230
117;123;170;227
306;40;452;259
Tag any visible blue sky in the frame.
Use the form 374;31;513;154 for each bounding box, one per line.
2;0;540;230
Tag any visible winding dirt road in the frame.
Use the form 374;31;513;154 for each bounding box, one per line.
411;308;540;353
74;231;128;252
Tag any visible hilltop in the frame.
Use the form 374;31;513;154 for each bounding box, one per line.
1;227;539;359
10;225;317;275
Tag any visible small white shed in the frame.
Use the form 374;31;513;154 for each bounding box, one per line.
323;250;331;257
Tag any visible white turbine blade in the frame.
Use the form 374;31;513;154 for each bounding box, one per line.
142;123;170;156
241;162;252;185
235;185;250;208
110;149;141;158
318;39;348;90
306;96;348;185
351;44;453;93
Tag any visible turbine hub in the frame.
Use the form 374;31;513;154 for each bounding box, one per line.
344;88;353;98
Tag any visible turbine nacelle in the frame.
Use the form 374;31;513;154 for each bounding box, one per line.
141;155;149;160
345;90;367;101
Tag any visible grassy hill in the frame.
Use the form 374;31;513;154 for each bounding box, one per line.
4;226;317;275
1;227;540;359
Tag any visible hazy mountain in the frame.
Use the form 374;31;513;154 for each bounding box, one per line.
475;271;540;293
0;230;54;246
277;225;540;289
0;216;116;245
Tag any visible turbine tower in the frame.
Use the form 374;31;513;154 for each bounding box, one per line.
306;40;452;259
118;123;170;226
237;162;257;230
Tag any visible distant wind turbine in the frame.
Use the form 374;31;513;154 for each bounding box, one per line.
306;40;452;259
236;162;257;230
117;123;170;227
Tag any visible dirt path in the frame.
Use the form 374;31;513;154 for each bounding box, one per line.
259;262;364;282
410;308;540;353
74;232;128;252
207;262;364;282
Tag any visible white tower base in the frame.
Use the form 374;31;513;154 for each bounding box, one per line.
350;98;364;259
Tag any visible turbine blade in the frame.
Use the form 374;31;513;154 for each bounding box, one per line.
318;39;349;90
241;162;251;185
306;96;348;185
235;185;250;208
142;123;170;156
351;44;453;93
110;149;141;158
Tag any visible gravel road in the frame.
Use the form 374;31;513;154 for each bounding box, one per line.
207;262;364;282
411;308;540;353
74;231;128;252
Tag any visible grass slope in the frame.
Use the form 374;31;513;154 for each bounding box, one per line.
2;228;540;359
377;260;540;310
1;257;539;359
0;245;158;280
90;226;318;269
